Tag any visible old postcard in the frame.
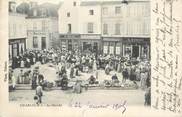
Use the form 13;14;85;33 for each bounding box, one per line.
0;0;181;117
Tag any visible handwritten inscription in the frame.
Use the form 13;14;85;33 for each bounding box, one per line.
152;0;182;113
20;100;127;114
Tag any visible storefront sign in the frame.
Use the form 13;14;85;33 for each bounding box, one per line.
103;37;121;42
81;34;101;40
9;38;25;44
122;38;149;44
33;32;46;35
59;34;80;39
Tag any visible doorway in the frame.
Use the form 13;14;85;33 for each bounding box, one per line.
132;45;139;58
41;37;46;50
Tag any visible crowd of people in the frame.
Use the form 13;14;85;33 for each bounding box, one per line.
9;48;151;105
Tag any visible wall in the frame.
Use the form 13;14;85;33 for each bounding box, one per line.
58;0;81;34
9;13;27;39
102;1;150;37
79;5;101;34
26;17;58;50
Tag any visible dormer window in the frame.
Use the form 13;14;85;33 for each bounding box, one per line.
73;2;76;6
67;12;70;17
89;10;94;15
33;9;37;16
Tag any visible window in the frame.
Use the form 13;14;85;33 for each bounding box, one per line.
115;23;120;35
33;9;37;16
41;37;46;50
13;24;16;36
124;45;132;57
41;8;47;17
103;23;108;35
67;12;70;17
103;42;109;54
127;6;130;17
33;22;37;30
102;7;108;15
89;10;94;15
87;23;94;33
68;24;72;33
73;2;76;6
115;6;121;14
42;20;46;32
33;37;38;48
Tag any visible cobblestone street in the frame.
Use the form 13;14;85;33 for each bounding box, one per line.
9;89;145;106
10;62;145;106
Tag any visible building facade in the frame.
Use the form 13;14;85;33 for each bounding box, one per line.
9;1;27;60
26;2;59;50
58;0;102;54
101;0;150;59
58;0;150;59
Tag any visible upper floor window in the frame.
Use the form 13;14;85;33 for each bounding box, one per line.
73;1;76;6
13;24;16;35
42;20;46;32
127;6;130;17
33;9;37;16
68;24;72;33
103;23;108;35
89;10;94;15
115;6;121;14
87;22;94;33
33;36;38;48
33;22;37;30
67;12;70;17
115;23;121;35
102;7;108;15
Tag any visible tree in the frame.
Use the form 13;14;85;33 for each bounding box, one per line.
16;2;30;14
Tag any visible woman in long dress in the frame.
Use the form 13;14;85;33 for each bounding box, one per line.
93;59;98;79
105;64;110;75
11;72;16;90
140;70;147;90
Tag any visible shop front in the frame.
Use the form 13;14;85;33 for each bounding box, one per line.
9;38;26;60
80;34;101;54
102;37;150;59
59;34;81;52
59;34;101;54
122;38;150;60
103;37;123;56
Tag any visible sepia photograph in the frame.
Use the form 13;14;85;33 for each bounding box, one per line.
8;0;151;107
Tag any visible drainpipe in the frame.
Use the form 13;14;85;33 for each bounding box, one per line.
100;1;103;55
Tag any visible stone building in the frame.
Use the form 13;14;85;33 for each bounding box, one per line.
58;0;102;54
101;0;150;59
26;2;59;50
9;1;27;59
58;0;151;59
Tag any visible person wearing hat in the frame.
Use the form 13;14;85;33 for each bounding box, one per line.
18;69;24;84
35;83;43;104
122;68;128;83
61;73;68;90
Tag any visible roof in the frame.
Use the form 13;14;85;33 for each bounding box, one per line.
27;2;58;18
80;0;150;6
